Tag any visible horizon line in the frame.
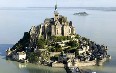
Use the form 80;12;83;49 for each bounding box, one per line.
0;6;116;8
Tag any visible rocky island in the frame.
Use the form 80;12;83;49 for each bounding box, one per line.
6;4;111;73
73;12;88;16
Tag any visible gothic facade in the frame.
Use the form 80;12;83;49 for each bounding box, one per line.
29;5;76;40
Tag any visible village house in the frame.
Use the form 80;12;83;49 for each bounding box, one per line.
12;51;26;61
6;48;12;57
50;52;61;57
58;53;75;63
16;51;26;61
78;45;90;55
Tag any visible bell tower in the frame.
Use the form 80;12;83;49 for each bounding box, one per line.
54;3;59;21
55;3;57;11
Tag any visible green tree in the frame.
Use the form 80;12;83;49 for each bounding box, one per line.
66;40;78;48
11;32;30;51
63;47;72;53
40;51;50;61
37;39;46;49
49;43;63;52
75;49;79;57
55;43;63;52
51;36;69;42
27;52;39;63
75;34;80;39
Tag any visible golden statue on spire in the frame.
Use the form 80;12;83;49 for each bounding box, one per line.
55;1;57;10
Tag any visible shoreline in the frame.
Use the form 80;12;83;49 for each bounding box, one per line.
5;54;111;73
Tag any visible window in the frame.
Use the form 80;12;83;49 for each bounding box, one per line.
69;29;70;33
57;30;58;34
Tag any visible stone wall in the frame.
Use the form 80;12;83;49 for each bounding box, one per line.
50;52;61;57
52;62;65;68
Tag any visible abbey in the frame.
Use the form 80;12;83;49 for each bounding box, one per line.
6;4;111;69
29;4;76;40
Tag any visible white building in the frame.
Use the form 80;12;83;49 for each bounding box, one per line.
15;51;26;61
66;53;75;59
78;45;90;55
6;48;12;57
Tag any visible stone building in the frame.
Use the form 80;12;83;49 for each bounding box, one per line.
29;4;76;40
12;51;26;61
6;48;12;57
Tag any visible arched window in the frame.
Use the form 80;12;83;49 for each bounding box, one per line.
69;29;70;33
57;30;58;34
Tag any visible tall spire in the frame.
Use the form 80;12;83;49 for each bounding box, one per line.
55;2;57;10
54;1;59;21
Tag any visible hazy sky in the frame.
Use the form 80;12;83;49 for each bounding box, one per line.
0;0;116;7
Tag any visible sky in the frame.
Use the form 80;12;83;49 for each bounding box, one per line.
0;0;116;7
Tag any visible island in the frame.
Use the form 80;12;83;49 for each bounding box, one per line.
73;12;88;16
6;4;111;73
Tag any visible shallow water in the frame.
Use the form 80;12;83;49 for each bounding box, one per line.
0;7;116;73
0;56;66;73
0;44;66;73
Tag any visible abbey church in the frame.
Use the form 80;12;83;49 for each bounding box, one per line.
29;4;76;40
